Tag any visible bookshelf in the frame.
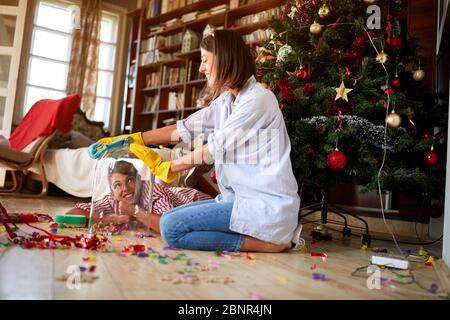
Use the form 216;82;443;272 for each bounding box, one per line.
121;0;284;133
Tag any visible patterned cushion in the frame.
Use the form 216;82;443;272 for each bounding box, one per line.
49;109;109;149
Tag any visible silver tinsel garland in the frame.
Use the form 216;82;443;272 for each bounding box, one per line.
300;115;407;152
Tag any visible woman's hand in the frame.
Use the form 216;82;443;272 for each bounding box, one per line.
118;201;136;216
102;214;130;225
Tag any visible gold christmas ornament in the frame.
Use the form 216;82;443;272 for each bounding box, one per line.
413;69;425;81
318;4;330;18
375;50;389;64
363;0;378;4
310;21;322;34
385;110;402;128
334;81;353;102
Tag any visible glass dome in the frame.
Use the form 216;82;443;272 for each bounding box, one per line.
88;145;154;235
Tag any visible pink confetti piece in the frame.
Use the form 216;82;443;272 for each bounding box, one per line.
251;293;264;300
208;260;219;269
310;264;317;270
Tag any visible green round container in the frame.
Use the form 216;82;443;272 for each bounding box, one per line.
55;214;86;227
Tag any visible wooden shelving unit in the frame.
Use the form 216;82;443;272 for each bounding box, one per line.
121;0;284;133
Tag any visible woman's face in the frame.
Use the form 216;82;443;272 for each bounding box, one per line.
199;49;216;87
110;173;136;204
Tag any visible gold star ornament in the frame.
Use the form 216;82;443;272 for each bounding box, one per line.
335;81;353;101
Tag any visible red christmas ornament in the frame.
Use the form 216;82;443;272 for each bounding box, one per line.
279;77;295;102
327;149;348;170
304;82;315;94
210;170;217;184
425;147;438;167
391;76;401;87
385;87;394;95
296;68;308;81
392;36;405;49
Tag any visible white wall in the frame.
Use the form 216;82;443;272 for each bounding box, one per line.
444;79;450;266
438;0;450;267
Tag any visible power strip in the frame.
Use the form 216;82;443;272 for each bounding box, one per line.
371;255;409;270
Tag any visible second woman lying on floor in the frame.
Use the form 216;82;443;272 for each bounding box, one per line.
66;160;211;233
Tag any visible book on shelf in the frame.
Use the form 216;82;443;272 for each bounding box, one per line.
161;0;168;14
210;4;228;15
143;95;159;113
164;32;183;46
230;0;239;9
175;92;185;110
167;91;184;111
181;11;198;23
197;10;210;19
242;28;273;44
146;0;161;19
166;18;182;27
235;6;282;26
146;71;161;88
161;66;186;85
141;36;165;53
148;24;161;34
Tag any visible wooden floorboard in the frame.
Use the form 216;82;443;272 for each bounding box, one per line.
0;196;446;300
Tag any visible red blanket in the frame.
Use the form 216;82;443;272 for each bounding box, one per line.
9;95;80;150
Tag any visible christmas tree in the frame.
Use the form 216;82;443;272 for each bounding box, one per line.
257;0;447;210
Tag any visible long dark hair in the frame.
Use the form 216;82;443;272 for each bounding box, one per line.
200;29;256;98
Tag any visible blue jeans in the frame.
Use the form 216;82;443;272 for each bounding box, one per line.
160;199;244;252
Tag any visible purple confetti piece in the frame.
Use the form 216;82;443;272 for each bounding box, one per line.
428;283;439;293
380;277;391;287
312;272;326;281
163;245;174;251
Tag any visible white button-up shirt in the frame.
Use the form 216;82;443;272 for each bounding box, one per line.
177;76;300;244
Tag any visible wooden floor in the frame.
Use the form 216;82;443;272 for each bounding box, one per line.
0;196;447;300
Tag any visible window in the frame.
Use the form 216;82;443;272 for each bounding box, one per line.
23;0;119;128
95;12;118;126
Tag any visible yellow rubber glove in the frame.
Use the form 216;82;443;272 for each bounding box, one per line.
97;132;144;148
88;132;145;158
129;143;178;184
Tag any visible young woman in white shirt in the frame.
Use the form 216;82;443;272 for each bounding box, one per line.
91;30;303;252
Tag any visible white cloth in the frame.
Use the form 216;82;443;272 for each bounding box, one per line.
177;76;300;244
29;147;97;197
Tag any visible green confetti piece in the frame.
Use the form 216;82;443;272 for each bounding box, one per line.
157;257;168;265
175;253;188;260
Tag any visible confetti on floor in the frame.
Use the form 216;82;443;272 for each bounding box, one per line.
312;272;326;281
275;275;288;285
251;293;264;300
